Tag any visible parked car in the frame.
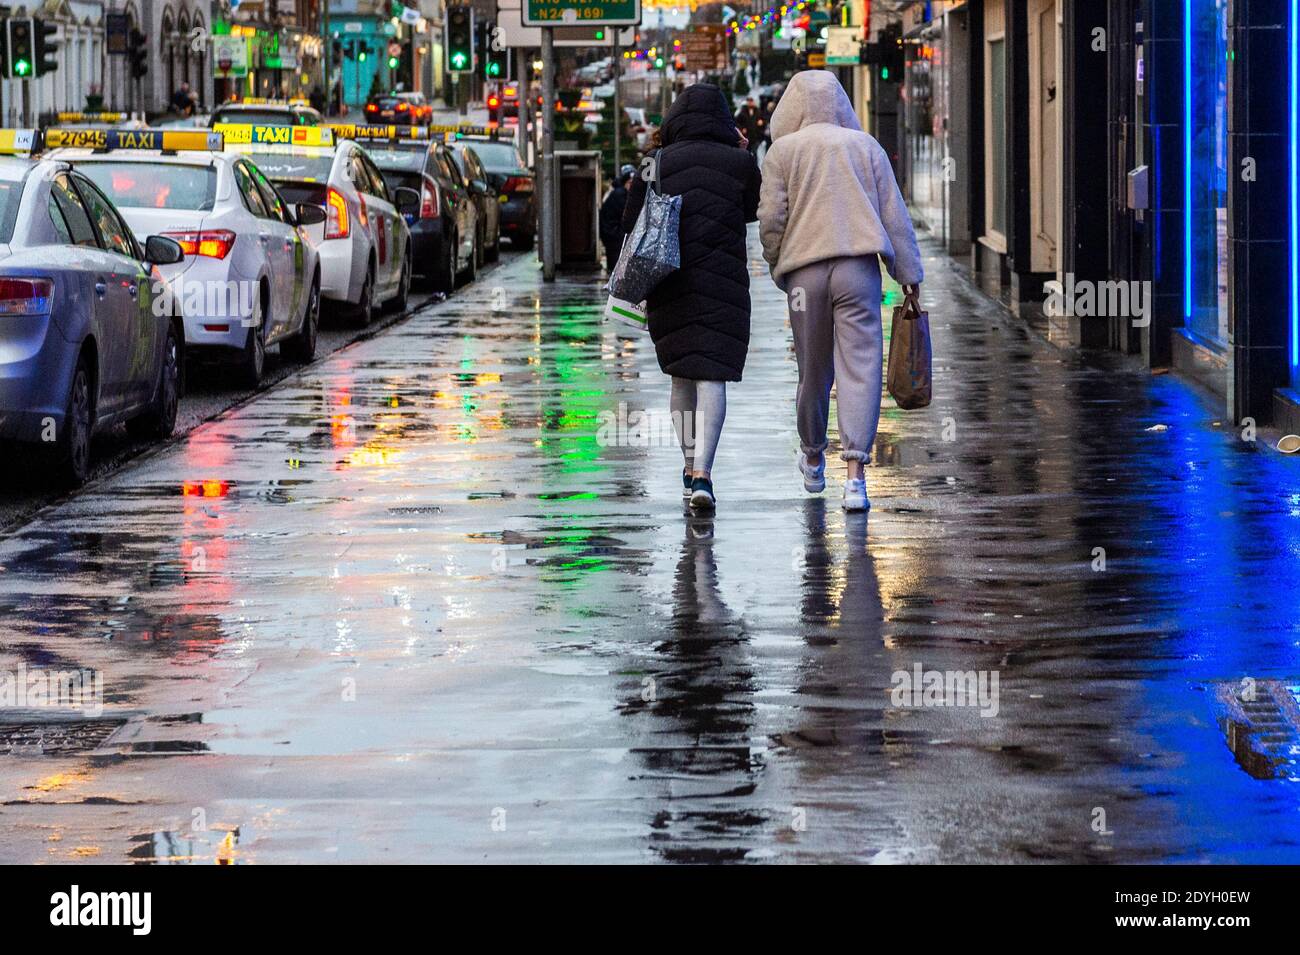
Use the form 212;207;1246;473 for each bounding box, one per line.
458;137;534;251
447;142;501;266
242;126;415;326
51;143;325;387
210;101;322;128
0;147;185;484
356;131;477;292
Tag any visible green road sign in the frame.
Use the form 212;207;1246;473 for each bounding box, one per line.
524;0;640;27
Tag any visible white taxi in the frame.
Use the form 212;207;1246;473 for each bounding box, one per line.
219;123;415;326
46;125;325;387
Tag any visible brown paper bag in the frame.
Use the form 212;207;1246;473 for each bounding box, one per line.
887;290;932;410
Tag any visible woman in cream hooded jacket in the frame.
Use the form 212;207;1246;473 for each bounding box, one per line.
758;70;923;510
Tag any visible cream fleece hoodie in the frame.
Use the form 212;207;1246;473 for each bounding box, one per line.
758;70;924;290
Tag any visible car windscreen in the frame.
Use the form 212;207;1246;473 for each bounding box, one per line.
366;149;424;172
463;141;523;171
76;162;217;211
253;154;335;183
213;109;304;126
0;179;22;242
371;97;401;109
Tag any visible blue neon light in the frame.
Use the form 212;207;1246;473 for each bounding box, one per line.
1185;0;1193;323
1292;0;1299;368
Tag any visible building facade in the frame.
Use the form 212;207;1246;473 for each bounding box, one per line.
874;0;1300;430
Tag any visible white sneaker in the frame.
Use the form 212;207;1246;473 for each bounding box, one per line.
797;451;826;493
842;478;869;512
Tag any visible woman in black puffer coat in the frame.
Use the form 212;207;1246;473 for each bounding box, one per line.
621;83;761;512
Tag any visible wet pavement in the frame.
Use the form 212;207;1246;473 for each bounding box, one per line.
2;229;1300;864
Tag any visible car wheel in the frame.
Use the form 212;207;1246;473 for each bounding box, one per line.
283;272;320;363
459;233;478;285
127;322;180;440
512;232;535;252
239;292;267;388
354;265;375;328
386;250;411;314
433;233;457;293
57;357;93;487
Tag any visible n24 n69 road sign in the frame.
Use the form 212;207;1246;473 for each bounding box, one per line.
524;0;640;27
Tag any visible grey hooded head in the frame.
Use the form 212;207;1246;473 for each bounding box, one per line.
769;70;862;141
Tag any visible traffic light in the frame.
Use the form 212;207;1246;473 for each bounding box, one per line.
479;19;502;78
7;18;34;79
447;5;473;73
34;17;59;77
128;27;148;80
487;92;500;124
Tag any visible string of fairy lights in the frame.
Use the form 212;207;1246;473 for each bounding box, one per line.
619;0;818;59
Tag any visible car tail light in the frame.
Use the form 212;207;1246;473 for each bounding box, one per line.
163;230;236;259
0;277;53;315
366;103;378;113
326;187;349;239
503;176;532;194
487;95;500;108
420;174;439;219
397;102;409;112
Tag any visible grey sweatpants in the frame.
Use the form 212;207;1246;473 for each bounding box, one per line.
784;255;884;463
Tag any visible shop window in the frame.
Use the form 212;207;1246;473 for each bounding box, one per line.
1186;0;1229;347
986;36;1008;244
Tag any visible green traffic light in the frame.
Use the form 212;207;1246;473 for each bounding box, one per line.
487;62;500;76
359;51;367;62
881;66;889;79
14;59;30;77
388;55;399;68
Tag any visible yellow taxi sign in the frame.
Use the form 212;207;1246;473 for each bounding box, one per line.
214;123;334;148
327;123;430;142
428;123;494;137
55;112;128;125
43;128;224;152
237;97;311;107
0;129;40;155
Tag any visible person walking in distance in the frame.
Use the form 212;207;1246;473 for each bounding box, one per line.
599;165;635;272
758;70;924;512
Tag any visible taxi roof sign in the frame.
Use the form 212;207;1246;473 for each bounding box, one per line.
327;123;431;142
55;112;128;125
0;129;41;155
214;124;334;148
231;97;311;107
43;128;223;152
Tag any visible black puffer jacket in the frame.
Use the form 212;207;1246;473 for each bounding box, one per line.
622;84;761;382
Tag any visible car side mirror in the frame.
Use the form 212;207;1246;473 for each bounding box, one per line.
470;179;489;196
144;235;184;266
296;203;327;226
393;186;421;215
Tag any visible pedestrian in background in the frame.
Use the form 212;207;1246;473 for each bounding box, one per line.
734;97;764;157
599;164;636;272
758;70;924;512
622;83;761;513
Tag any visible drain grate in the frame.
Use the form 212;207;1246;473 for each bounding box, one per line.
0;719;126;756
1215;681;1300;781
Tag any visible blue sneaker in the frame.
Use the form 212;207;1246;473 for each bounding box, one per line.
689;476;716;511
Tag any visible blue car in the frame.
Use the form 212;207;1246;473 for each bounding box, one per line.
0;148;186;485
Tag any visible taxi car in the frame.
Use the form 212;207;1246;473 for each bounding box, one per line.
46;124;326;388
210;99;323;128
224;123;415;326
447;139;501;267
329;124;474;292
0;128;187;485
